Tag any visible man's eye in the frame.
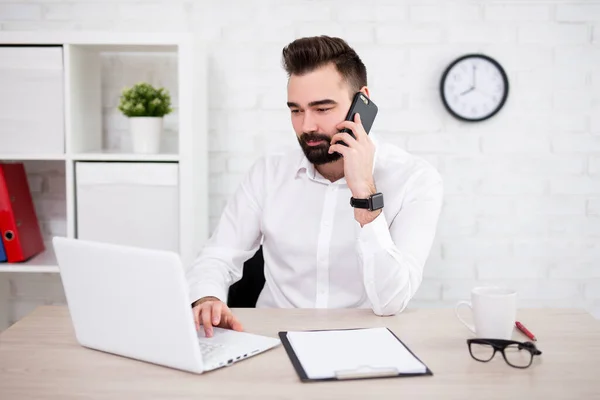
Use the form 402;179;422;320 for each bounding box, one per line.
291;109;300;114
317;108;331;113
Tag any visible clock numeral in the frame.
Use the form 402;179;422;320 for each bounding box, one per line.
453;74;461;82
471;107;477;115
492;96;498;102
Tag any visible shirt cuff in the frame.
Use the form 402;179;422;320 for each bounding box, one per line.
357;211;395;253
188;282;228;306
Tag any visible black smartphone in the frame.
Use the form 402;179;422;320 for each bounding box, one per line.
338;92;378;145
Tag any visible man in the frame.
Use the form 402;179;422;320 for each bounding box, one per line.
187;36;443;337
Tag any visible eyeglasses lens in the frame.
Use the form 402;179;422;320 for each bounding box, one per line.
504;344;532;368
470;343;495;362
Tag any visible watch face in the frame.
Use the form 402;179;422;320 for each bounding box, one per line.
440;54;509;122
371;193;384;210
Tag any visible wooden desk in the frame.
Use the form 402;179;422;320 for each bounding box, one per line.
1;306;599;399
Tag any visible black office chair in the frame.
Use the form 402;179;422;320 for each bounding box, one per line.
227;246;265;308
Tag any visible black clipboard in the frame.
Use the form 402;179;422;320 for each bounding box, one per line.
278;328;434;382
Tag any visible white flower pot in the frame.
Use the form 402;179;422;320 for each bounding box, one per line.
129;117;163;154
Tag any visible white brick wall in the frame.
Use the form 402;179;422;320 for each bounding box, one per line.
24;161;67;239
0;4;41;21
484;5;551;22
557;4;600;22
1;0;599;325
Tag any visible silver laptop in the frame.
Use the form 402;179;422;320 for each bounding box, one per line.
52;236;280;374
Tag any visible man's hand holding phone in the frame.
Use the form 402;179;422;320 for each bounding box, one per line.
329;113;376;197
192;296;244;338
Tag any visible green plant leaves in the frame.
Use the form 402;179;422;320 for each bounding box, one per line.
118;82;173;117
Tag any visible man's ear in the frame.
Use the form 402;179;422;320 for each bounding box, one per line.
359;86;370;98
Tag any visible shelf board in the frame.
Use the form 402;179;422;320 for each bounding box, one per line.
0;245;60;273
71;152;179;162
0;154;66;161
0;31;190;47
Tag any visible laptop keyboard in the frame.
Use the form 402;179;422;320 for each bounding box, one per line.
198;341;225;357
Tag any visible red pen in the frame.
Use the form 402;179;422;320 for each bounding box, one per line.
515;321;537;341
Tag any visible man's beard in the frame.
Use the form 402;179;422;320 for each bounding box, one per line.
297;132;342;165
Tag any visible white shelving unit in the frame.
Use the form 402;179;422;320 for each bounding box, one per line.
0;32;209;275
0;247;59;273
72;151;180;162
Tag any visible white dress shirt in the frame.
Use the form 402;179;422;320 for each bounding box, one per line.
187;136;444;316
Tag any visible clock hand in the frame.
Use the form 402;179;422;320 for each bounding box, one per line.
459;87;475;96
473;65;477;88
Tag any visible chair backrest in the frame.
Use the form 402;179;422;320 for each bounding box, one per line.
227;247;265;308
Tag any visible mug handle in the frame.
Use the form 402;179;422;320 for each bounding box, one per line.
455;300;476;334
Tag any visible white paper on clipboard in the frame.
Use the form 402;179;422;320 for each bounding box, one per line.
285;327;427;380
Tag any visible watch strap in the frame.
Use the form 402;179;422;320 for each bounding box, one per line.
350;197;370;209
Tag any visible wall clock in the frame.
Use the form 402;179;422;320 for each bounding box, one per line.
440;54;509;122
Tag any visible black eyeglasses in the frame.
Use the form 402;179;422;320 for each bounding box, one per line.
467;338;542;369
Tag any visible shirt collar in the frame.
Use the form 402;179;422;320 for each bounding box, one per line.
295;152;315;179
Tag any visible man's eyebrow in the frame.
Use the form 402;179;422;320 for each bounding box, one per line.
309;99;337;107
286;99;338;108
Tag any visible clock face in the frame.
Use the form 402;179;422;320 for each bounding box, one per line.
440;54;509;122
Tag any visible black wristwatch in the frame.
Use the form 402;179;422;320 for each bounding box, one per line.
350;193;384;211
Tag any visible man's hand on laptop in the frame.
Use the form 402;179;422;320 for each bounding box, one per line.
192;296;244;338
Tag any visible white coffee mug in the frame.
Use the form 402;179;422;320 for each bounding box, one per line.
455;286;517;340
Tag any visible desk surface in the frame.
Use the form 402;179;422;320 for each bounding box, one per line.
1;306;599;399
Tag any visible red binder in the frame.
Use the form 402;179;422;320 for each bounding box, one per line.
0;163;45;262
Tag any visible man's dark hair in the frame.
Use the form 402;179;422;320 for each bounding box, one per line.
281;36;367;96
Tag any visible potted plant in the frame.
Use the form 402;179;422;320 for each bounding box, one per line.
118;82;173;154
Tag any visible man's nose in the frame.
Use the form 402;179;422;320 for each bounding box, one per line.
301;111;318;133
